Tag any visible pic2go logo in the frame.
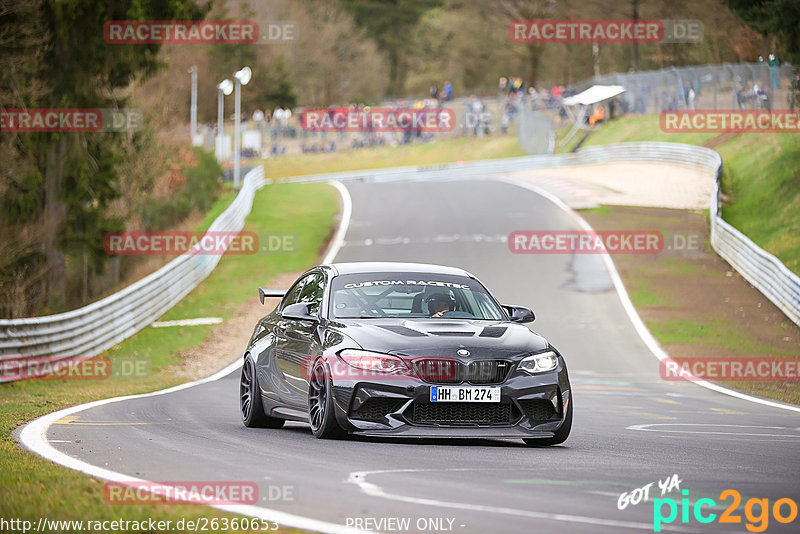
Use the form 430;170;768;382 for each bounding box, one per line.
619;474;682;510
653;489;799;532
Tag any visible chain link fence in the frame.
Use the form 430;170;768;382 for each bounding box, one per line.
574;62;796;113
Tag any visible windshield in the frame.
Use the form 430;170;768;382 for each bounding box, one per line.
329;272;505;320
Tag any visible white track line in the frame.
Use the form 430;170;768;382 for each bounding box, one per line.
18;180;366;534
322;181;352;265
502;178;800;414
347;469;700;533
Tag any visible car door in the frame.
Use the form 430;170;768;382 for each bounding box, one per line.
263;277;306;406
275;271;325;409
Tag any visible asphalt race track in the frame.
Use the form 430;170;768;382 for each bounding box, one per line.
33;179;800;533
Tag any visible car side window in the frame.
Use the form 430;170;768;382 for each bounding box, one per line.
281;278;306;309
297;272;325;315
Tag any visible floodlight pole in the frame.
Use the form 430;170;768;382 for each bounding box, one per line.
216;79;233;163
234;79;242;189
233;67;252;190
189;66;197;143
217;88;224;141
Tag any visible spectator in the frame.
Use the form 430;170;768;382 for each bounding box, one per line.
769;54;779;89
588;106;605;126
735;82;745;110
443;81;453;101
273;107;285;134
527;86;538;109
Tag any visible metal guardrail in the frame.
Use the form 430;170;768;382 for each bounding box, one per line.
0;166;266;380
3;143;796;382
282;141;799;327
710;180;800;327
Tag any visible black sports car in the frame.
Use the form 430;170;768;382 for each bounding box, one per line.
239;262;572;446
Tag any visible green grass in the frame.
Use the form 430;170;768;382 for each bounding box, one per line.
264;114;798;273
195;189;237;233
258;135;524;179
659;257;701;276
647;319;796;357
717;134;800;274
582;205;611;218
578;114;717;147
630;288;664;307
0;180;337;531
105;182;338;374
579;114;800;274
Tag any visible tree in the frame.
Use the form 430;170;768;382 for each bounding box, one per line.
1;0;205;314
284;0;387;106
338;0;444;96
206;1;296;116
473;0;561;88
726;0;800;64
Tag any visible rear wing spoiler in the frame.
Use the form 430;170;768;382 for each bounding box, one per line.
259;288;286;304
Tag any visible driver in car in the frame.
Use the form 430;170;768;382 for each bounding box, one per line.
426;293;456;318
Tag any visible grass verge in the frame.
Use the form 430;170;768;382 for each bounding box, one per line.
257;135;524;179
580;114;800;274
258;114;798;272
0;180;338;531
582;205;799;404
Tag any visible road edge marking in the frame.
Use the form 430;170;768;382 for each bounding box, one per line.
17;179;365;534
501;177;800;414
346;468;699;532
322;180;352;265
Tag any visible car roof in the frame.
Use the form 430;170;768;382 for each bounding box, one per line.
326;262;474;278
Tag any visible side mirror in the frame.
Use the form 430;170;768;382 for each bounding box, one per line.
281;302;317;322
259;287;286;304
503;305;535;323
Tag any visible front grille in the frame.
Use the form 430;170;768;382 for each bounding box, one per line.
412;359;512;384
351;397;405;421
409;402;516;425
518;399;557;422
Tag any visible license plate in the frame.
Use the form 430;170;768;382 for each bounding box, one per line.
429;386;501;403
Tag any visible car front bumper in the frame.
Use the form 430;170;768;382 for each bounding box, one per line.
328;365;571;439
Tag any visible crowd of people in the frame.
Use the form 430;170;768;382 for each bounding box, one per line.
202;75;606;156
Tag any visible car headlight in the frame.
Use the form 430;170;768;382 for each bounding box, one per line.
338;349;410;375
518;351;559;374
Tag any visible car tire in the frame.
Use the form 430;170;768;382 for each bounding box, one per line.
240;356;285;429
523;392;572;447
308;358;346;439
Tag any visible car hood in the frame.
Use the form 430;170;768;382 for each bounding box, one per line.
330;318;549;357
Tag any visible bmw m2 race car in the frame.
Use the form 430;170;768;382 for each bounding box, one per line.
239;262;572;446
